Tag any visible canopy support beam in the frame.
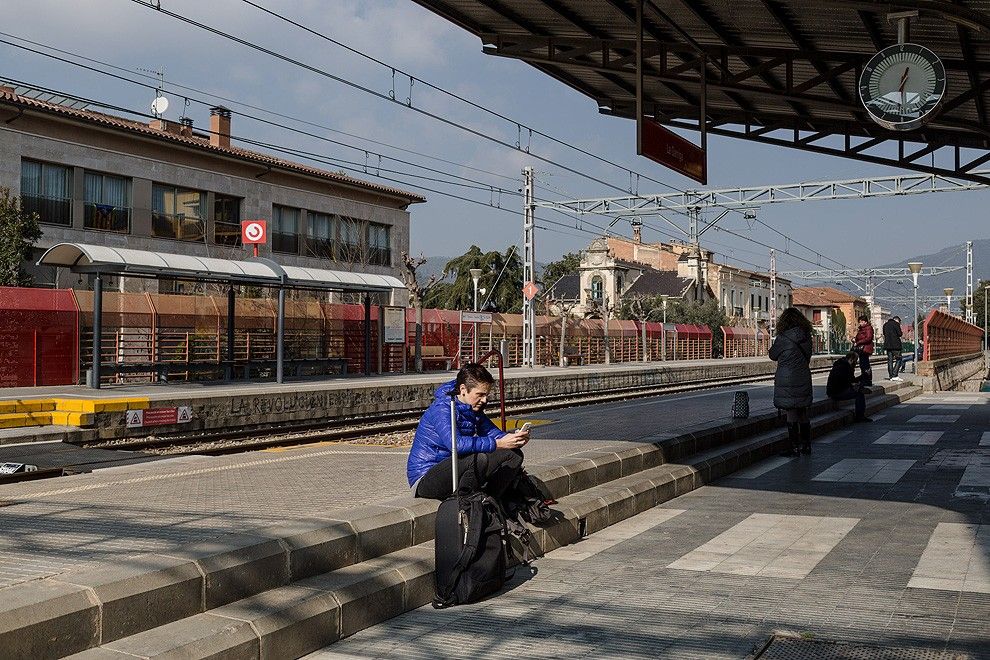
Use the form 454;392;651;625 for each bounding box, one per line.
90;273;103;389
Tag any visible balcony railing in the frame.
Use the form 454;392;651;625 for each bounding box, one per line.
214;220;242;247
272;231;299;254
152;212;205;242
368;246;391;266
22;194;72;226
84;203;131;233
306;237;339;260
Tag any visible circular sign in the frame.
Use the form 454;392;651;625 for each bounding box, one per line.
859;43;946;131
243;221;264;242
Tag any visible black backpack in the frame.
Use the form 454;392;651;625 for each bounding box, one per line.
433;490;507;608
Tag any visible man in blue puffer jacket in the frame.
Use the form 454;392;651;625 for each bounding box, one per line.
408;363;530;500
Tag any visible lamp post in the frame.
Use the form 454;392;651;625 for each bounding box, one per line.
944;287;954;315
660;294;669;324
984;285;989;351
908;262;922;373
469;268;483;312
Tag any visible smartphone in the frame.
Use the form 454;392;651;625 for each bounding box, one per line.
519;422;532;433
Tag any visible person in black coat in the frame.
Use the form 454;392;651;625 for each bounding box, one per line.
882;315;904;381
769;308;814;455
827;352;871;422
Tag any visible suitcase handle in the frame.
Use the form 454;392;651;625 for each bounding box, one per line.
450;392;459;493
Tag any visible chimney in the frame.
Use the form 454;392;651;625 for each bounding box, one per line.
149;118;182;135
210;106;231;148
179;116;194;138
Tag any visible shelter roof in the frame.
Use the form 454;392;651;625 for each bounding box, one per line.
792;286;865;306
413;1;990;181
0;86;425;205
37;243;403;293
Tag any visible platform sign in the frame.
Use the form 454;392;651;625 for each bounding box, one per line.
241;220;267;244
383;307;406;344
522;281;539;301
639;118;707;185
126;407;193;428
0;463;35;474
462;312;493;323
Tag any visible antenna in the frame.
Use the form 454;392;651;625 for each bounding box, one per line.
139;65;169;118
150;96;169;116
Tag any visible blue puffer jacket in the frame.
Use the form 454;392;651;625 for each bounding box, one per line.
406;379;505;486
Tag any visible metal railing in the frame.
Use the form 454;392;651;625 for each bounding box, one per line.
84;203;130;233
272;231;299;254
214;220;242;247
152;212;206;241
922;310;983;361
22;194;72;226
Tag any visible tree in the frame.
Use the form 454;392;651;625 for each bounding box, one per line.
541;252;581;289
429;245;525;313
665;299;729;357
970;278;990;332
400;252;441;373
0;188;42;287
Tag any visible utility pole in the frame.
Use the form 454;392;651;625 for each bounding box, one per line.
769;249;777;338
522;166;536;367
966;241;974;324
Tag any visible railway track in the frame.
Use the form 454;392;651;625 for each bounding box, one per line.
79;363;846;456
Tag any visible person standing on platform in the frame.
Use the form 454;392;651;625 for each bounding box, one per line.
770;308;814;456
883;315;904;381
852;315;875;386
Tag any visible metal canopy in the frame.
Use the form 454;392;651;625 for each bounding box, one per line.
412;0;990;182
37;243;403;293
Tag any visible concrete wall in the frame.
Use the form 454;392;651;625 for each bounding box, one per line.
917;352;987;392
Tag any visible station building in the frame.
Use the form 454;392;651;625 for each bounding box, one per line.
0;84;425;295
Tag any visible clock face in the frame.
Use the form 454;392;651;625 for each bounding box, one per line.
859;43;946;131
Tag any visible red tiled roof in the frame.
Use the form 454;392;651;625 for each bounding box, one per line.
0;87;426;205
792;286;865;306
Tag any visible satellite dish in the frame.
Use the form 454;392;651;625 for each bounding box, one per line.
151;96;170;116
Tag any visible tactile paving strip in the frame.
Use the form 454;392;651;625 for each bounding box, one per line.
756;637;969;659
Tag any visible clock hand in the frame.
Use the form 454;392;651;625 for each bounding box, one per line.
899;67;910;109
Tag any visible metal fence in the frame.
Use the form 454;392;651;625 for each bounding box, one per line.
922;310;983;361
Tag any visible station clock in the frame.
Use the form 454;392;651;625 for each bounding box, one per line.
858;43;946;131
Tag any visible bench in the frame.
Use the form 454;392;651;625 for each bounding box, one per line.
410;345;454;370
561;345;584;366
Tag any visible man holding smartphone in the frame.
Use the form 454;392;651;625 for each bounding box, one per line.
409;363;530;500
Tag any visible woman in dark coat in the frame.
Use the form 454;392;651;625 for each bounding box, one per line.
769;307;814;455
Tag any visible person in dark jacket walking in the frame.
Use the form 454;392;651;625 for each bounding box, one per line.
852;315;875;386
882;315;904;381
827;352;871;422
770;308;815;455
408;363;529;500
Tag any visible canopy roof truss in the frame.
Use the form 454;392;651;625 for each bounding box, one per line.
413;1;990;183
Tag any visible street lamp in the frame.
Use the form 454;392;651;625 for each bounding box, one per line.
660;294;669;324
908;262;922;372
984;285;989;351
944;287;954;315
469;268;483;312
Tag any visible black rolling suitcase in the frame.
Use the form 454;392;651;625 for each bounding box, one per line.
432;394;508;609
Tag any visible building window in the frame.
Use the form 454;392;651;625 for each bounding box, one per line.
367;223;390;266
272;205;299;254
152;184;205;241
84;171;131;233
751;293;756;312
812;309;822;325
591;276;603;302
20;160;72;226
214;194;241;246
307;211;337;260
339;216;364;262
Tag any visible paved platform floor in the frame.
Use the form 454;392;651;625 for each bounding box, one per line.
309;392;990;660
0;375;832;589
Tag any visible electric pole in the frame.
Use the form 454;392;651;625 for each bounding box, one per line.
522;166;536;367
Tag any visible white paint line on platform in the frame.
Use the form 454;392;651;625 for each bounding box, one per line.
873;431;943;446
667;513;858;579
546;508;685;562
812;459;916;484
908;523;990;594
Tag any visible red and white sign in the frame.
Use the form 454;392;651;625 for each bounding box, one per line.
125;406;193;428
241;220;267;244
522;281;539;301
639;118;707;185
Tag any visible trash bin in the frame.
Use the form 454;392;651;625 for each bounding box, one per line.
731;391;749;419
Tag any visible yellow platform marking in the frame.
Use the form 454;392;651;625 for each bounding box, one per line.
0;399;58;414
54;397;150;413
0;397;146;428
0;412;54;429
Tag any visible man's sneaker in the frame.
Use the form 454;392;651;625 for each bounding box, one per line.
891;376;904;382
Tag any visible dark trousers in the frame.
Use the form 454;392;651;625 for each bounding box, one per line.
416;449;524;500
857;350;873;385
830;388;865;418
887;351;903;378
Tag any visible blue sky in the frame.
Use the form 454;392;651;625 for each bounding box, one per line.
2;0;987;279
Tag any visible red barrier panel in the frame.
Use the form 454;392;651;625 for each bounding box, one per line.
922;310;983;361
0;287;79;387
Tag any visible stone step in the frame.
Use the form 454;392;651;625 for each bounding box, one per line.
0;382;917;658
63;385;919;659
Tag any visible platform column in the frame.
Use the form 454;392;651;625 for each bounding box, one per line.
91;273;103;389
226;286;235;381
364;293;372;376
276;287;285;384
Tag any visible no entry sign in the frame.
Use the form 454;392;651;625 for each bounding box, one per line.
241;220;267;244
